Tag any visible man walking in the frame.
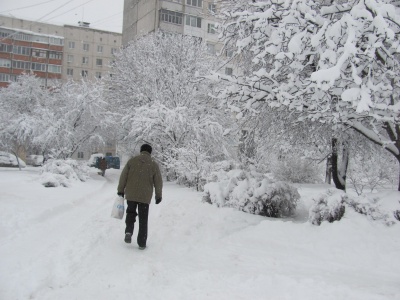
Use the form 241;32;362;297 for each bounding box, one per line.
117;144;163;250
99;157;107;176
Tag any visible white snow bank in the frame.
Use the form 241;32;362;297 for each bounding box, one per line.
0;168;399;299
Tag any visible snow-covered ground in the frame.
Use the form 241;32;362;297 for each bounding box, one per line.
0;167;399;300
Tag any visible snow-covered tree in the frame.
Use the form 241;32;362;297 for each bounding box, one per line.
214;0;400;190
107;31;235;185
0;74;108;161
35;79;108;159
0;74;49;168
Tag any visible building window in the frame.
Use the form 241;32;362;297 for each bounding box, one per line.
111;48;118;55
0;29;12;38
208;3;216;13
97;45;103;53
14;33;32;42
67;68;73;76
83;43;89;51
49;37;63;45
31;62;47;72
68;41;75;49
0;73;10;82
49;52;62;60
160;9;183;25
82;70;88;77
49;52;59;60
207;43;215;55
0;43;13;53
77;152;84;159
207;23;216;34
0;58;11;68
32;49;47;58
32;35;49;44
186;15;202;28
96;58;103;66
226;49;234;57
12;60;31;70
13;45;30;56
225;67;233;75
82;57;89;64
95;72;102;79
48;65;61;74
67;55;74;63
187;0;202;7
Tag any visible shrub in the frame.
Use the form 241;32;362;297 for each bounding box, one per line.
203;168;300;218
346;195;396;226
271;156;322;183
309;190;398;226
309;189;346;225
40;159;90;187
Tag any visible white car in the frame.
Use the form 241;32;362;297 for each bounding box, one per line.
87;153;104;167
25;155;44;166
0;151;26;168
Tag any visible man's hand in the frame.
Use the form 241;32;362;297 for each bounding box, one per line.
117;192;124;198
156;197;162;204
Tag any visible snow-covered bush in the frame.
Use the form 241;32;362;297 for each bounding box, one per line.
203;168;300;218
394;210;400;222
346;195;396;226
309;189;346;226
40;159;90;188
309;190;398;226
347;153;398;195
272;156;322;184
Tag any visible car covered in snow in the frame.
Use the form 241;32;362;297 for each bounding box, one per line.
0;151;26;168
88;153;104;167
25;155;44;166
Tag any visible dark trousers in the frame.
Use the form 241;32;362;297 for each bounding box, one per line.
125;201;149;247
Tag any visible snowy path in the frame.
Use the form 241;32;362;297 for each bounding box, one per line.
0;167;399;300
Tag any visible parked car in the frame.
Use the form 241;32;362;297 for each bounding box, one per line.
88;153;104;167
95;156;120;169
25;155;44;166
0;151;26;168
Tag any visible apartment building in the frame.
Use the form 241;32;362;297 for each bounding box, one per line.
63;23;121;81
121;0;235;74
0;15;122;86
0;23;64;88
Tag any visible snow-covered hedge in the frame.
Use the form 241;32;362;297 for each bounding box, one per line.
203;168;300;218
309;189;398;226
40;159;90;188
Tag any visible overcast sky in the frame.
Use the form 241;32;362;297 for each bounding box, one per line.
0;0;125;33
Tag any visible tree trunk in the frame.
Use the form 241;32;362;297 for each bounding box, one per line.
325;155;332;184
11;150;22;171
397;157;400;192
331;138;349;191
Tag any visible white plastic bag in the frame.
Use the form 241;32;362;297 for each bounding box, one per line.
111;196;125;219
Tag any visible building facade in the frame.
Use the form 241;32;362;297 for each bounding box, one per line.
0;24;64;88
0;15;122;86
122;0;234;75
63;24;121;81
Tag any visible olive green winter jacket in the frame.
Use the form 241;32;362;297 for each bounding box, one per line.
117;151;163;204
